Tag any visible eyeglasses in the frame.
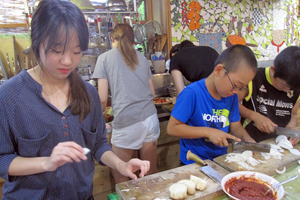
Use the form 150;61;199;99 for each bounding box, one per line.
224;67;248;92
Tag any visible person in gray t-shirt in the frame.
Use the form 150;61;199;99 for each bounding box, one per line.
93;24;160;183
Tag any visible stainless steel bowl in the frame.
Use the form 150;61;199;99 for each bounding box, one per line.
106;0;127;11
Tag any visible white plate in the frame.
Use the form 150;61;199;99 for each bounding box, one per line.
221;171;285;200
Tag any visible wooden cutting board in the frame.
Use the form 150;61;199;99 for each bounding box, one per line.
116;160;229;200
214;138;300;176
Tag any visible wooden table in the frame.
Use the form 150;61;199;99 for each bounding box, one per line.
116;160;229;200
116;138;300;200
214;138;300;176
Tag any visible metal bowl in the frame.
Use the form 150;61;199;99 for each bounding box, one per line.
106;0;127;11
221;171;285;200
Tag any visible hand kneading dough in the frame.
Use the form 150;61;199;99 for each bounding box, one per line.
190;175;207;190
169;183;187;199
177;179;196;195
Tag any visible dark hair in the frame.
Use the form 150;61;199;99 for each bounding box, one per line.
178;40;195;51
273;46;300;89
31;0;91;121
169;44;180;59
111;24;138;70
215;44;257;73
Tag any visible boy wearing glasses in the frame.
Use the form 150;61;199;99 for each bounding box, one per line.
167;45;257;164
239;46;300;145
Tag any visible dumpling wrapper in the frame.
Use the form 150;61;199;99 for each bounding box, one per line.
169;183;187;199
190;175;207;190
178;179;196;195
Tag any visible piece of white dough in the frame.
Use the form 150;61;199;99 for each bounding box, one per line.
190;175;207;190
83;147;90;155
177;179;196;195
169;183;187;199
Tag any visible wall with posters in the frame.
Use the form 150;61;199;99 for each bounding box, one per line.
170;0;300;61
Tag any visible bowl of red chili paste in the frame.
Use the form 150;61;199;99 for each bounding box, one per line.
221;171;284;200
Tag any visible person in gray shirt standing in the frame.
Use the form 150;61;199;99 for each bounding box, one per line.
93;24;160;183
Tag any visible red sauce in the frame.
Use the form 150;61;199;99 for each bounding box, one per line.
224;175;276;200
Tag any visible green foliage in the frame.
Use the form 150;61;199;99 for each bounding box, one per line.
138;1;145;21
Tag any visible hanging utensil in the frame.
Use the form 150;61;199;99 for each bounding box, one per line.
23;57;27;69
154;34;161;52
0;57;8;80
159;34;167;51
15;55;21;73
117;12;121;24
6;53;11;78
11;57;16;76
128;15;132;26
97;14;102;41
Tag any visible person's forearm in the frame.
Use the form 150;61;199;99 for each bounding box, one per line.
167;122;211;139
8;157;49;176
171;70;185;95
174;81;185;95
286;115;297;129
231;125;254;142
98;89;107;112
239;103;258;121
97;79;109;112
286;102;299;129
100;151;123;171
175;84;185;95
148;79;155;96
101;101;107;112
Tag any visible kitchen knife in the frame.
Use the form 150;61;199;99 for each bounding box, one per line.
274;127;300;138
232;141;271;153
205;138;271;153
187;150;223;184
200;165;223;184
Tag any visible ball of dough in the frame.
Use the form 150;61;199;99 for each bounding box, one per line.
169;183;187;199
190;175;207;190
177;179;196;195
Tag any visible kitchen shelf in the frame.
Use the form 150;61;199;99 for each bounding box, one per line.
82;11;138;15
0;23;27;28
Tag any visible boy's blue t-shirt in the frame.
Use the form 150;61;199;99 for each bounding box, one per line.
171;79;240;164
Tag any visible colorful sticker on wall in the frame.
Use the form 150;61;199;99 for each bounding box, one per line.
181;1;189;29
196;22;224;54
170;0;300;61
187;0;201;31
257;8;287;60
253;8;262;26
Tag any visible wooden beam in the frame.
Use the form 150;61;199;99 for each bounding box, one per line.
146;0;153;20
